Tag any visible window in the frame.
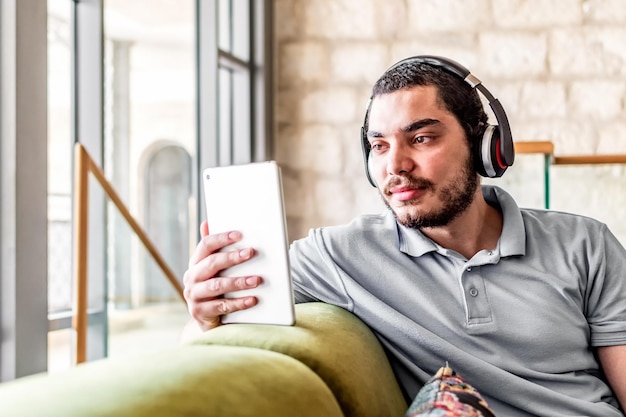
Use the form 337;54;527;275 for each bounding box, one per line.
1;0;272;379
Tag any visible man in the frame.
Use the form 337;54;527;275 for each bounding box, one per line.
183;56;626;416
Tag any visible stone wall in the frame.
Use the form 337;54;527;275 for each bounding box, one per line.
274;0;626;245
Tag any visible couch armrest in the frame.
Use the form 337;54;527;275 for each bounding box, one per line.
188;302;408;417
0;344;345;417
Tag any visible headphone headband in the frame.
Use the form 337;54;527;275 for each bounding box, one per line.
361;55;515;187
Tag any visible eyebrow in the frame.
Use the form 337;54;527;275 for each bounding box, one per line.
367;118;442;139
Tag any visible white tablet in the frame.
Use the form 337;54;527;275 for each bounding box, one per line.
202;161;295;326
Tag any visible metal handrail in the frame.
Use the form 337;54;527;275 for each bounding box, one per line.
72;143;185;364
513;141;626;209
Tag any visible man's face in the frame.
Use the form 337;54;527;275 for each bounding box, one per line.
366;85;479;229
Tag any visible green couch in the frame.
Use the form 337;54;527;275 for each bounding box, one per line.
0;303;408;417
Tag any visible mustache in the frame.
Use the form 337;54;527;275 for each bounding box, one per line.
383;175;434;195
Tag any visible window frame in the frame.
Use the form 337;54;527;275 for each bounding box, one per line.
0;0;49;380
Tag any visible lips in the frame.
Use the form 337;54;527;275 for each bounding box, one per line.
384;175;433;203
389;186;425;201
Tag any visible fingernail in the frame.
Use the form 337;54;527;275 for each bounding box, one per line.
239;248;251;259
245;276;259;286
244;297;255;307
229;231;242;240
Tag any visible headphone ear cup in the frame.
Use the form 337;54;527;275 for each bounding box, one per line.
361;126;377;187
474;125;508;178
366;155;377;188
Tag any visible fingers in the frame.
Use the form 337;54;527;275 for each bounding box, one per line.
184;225;261;332
186;246;255;286
189;295;259;331
189;275;263;300
185;276;262;331
200;220;209;238
187;230;245;269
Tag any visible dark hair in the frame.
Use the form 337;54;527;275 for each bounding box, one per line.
369;60;488;144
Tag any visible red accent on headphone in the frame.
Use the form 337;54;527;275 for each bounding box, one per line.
495;138;506;169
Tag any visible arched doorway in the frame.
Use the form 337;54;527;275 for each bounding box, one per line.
143;144;191;303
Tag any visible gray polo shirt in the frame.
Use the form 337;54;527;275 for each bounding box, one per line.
290;185;626;417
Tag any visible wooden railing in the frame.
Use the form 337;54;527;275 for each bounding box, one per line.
513;141;626;208
72;143;185;364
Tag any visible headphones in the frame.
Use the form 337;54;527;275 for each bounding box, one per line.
360;55;515;187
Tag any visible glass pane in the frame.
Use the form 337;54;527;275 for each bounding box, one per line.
218;0;232;52
106;206;190;359
47;0;73;315
232;69;251;164
218;67;233;165
102;0;195;345
232;0;250;60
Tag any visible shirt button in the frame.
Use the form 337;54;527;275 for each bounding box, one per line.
466;267;472;272
469;288;479;297
487;251;493;256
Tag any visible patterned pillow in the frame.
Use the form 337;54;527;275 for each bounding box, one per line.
404;365;496;417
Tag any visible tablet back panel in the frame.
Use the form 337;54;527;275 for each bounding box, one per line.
202;161;295;325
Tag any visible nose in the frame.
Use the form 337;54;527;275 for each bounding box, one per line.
386;142;415;177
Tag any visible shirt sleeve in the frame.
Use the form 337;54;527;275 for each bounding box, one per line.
289;228;353;310
586;224;626;347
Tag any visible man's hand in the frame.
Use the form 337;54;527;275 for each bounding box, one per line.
182;221;262;332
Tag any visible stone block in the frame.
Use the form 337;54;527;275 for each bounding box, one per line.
330;42;389;86
549;28;626;76
519;81;567;119
406;0;491;33
282;170;316;220
569;80;625;120
551;122;599;155
372;0;408;39
285;216;306;242
278;41;330;86
275;89;300;124
583;0;626;23
303;0;377;40
596;121;626;153
274;0;301;40
479;32;548;77
314;177;359;225
300;87;359;123
274;123;298;164
493;0;582;28
297;124;345;173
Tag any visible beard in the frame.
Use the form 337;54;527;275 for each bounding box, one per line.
380;156;479;229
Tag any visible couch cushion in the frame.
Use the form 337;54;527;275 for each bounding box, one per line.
404;365;496;417
190;302;408;417
0;345;344;417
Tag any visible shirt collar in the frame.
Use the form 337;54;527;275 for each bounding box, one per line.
396;185;526;258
